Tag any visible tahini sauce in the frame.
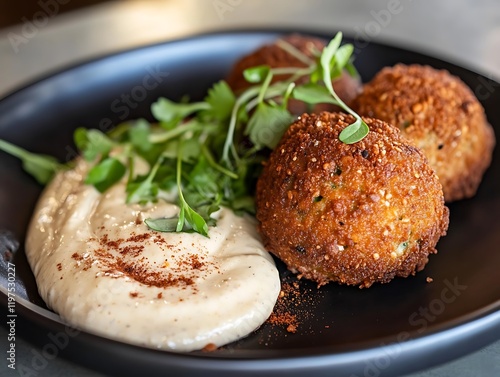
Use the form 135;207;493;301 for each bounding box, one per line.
25;160;280;351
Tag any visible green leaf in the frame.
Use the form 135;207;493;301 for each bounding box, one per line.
23;158;59;184
243;65;270;83
184;206;209;236
126;178;159;204
317;33;369;145
320;32;343;95
126;158;162;203
181;138;201;162
204;80;235;121
231;196;255;213
339;118;370;144
128;119;152;152
155;163;177;192
330;44;354;78
0;139;61;184
345;60;360;78
246;103;294;149
193;202;220;226
151;97;210;128
292;83;341;105
144;217;180;232
74;128;114;162
189;155;220;195
85;157;126;192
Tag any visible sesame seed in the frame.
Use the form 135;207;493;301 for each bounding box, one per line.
373;253;380;260
337;245;344;251
311;157;317;162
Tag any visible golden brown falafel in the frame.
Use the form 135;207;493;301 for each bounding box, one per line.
255;112;449;288
351;64;495;202
225;34;361;114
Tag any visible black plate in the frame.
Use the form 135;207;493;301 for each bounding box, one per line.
1;30;499;377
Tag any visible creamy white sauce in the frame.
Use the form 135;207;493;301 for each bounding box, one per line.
25;160;280;352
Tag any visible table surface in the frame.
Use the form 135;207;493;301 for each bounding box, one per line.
0;1;499;376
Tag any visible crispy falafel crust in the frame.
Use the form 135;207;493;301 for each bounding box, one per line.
256;112;449;288
225;34;361;114
351;64;495;202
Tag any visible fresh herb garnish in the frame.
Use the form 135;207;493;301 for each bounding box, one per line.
0;32;367;236
85;157;126;193
319;33;369;144
0;139;63;184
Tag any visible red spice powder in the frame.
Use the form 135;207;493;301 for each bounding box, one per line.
266;281;300;333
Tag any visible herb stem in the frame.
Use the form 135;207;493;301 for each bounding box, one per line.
201;144;238;179
0;140;62;169
222;86;260;166
149;122;215;144
257;70;273;104
275;39;314;66
245;82;294;113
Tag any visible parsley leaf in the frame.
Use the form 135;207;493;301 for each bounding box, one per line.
204;80;236;121
292;83;341;106
175;142;209;236
246;102;295;149
151;98;210;129
74;128;114;162
128;119;152;152
144;217;181;232
243;65;271;83
85;157;126;193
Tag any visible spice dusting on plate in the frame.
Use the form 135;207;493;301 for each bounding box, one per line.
267;281;301;333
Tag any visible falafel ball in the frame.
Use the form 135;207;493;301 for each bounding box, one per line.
225;34;361;114
255;112;449;288
351;64;495;202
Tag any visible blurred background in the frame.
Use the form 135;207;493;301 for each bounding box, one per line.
0;0;108;29
1;0;499;96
